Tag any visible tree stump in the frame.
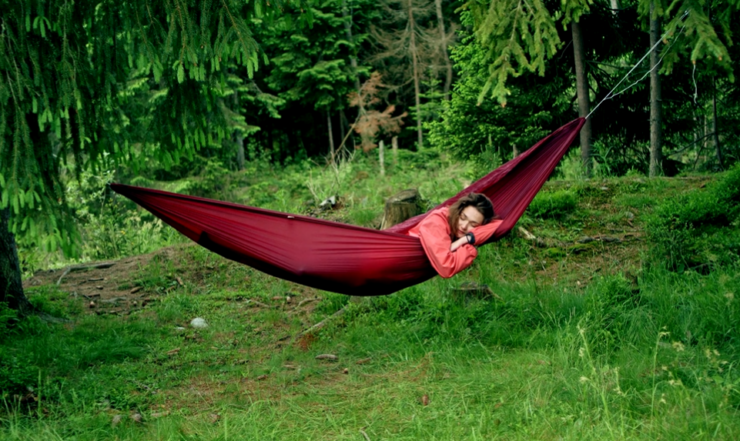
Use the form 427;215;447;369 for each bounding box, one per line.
380;189;423;229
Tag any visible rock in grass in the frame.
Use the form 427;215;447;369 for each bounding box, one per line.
190;317;208;329
315;354;338;361
111;414;123;427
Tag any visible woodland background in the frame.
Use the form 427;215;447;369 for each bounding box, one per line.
1;0;740;439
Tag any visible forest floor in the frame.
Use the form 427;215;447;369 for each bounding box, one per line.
4;173;740;440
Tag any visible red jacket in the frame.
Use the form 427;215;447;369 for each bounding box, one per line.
408;207;502;278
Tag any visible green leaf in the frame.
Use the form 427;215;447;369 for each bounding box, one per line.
177;63;185;83
25;13;30;32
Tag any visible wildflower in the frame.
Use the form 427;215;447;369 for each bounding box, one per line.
659;394;667;404
579;376;589;384
671;341;685;352
578;347;585;358
724;292;734;302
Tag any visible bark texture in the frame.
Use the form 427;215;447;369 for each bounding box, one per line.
380;189;422;229
434;0;452;100
406;0;424;149
341;0;362;93
571;21;592;176
0;209;32;314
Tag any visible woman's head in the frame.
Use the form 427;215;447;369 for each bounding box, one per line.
448;193;495;239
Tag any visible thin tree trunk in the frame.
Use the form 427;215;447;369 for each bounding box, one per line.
610;0;620;13
327;111;336;161
392;136;399;167
0;208;32;315
341;0;362;94
572;20;592;176
340;109;355;150
434;0;452;100
649;2;662;177
379;140;386;176
712;76;723;170
233;94;245;171
407;0;424;149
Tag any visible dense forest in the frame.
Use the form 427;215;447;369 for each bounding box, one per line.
2;1;740;438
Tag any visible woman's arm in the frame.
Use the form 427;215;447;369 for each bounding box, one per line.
449;236;470;252
417;211;478;278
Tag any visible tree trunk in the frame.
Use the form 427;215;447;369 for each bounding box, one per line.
649;2;662;177
407;0;424;149
434;0;452;101
380;189;422;229
0;209;32;315
392;136;399;167
232;94;246;171
327;110;336;161
571;20;592;176
341;0;362;94
712;76;723;170
379;140;386;176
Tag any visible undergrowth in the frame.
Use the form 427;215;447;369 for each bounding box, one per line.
3;159;740;439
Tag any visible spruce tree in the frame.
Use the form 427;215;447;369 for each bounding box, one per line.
0;0;303;312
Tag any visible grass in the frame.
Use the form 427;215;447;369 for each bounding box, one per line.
2;159;740;440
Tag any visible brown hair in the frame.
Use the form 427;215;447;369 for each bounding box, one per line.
447;193;495;238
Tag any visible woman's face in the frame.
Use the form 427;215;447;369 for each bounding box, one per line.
455;206;484;239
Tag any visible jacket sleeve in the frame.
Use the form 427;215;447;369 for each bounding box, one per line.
417;211;478;278
470;219;503;244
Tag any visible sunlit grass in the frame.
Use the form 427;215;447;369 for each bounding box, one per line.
3;163;739;439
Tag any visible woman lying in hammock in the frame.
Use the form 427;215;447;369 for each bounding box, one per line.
408;193;503;278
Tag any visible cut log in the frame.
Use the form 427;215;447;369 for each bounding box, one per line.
380;189;422;230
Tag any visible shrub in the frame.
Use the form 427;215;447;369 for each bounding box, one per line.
0;351;37;398
646;166;740;271
527;189;578;219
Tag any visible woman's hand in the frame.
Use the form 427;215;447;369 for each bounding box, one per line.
449;236;471;252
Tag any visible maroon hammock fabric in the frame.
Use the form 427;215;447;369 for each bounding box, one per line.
111;118;585;296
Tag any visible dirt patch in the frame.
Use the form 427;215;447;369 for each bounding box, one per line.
23;245;192;316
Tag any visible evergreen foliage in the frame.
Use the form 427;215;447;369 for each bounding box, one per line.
0;0;304;253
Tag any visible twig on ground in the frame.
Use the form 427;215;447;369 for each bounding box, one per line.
517;227;547;247
295;306;346;340
296;297;319;308
56;262;115;286
360;429;371;441
247;299;271;308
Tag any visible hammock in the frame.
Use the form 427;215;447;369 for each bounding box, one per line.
111;118;585;296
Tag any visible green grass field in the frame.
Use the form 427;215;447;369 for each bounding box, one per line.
2;159;739;440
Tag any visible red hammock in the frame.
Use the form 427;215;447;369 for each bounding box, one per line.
111;118;584;296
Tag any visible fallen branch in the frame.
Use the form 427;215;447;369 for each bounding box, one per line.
295;307;346;340
517;227;547;247
56;262;115;286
